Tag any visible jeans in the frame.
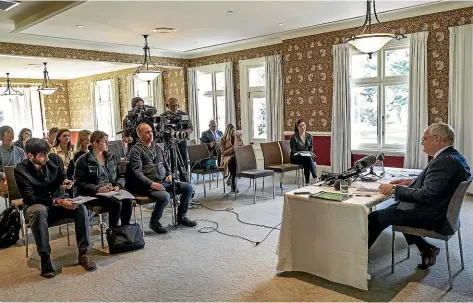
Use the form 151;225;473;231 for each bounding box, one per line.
88;197;133;227
25;204;91;257
228;157;237;190
368;202;436;252
148;181;193;223
291;154;317;183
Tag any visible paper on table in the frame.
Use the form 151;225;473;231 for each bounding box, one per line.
71;196;96;205
96;189;135;200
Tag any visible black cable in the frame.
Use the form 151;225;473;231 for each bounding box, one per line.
196;202;281;245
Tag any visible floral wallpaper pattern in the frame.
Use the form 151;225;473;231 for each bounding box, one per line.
1;77;70;129
163;68;187;111
190;6;473;131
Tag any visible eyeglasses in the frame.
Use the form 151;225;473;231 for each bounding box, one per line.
421;135;438;143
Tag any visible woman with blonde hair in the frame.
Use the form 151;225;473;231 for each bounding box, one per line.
220;123;243;192
67;130;91;179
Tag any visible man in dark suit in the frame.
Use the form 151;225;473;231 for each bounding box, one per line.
369;122;471;269
201;119;223;145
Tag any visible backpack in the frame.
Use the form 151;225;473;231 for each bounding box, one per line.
0;205;21;249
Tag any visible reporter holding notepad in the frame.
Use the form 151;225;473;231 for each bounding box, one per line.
74;131;132;228
290;119;317;186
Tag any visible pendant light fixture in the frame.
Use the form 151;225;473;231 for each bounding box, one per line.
345;0;406;58
1;73;23;97
134;35;160;81
38;62;62;95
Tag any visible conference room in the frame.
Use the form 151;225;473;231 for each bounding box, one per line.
1;0;473;301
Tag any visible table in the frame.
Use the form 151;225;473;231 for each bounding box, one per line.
276;167;422;290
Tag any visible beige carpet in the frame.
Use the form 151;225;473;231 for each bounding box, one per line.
1;175;473;302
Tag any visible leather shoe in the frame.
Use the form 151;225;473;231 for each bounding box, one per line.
40;256;56;278
78;255;97;272
417;246;440;269
149;221;168;234
178;216;197;227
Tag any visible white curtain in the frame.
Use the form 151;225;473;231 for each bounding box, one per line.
224;62;236;126
448;24;473;192
330;44;351;173
90;81;97;131
126;74;134;111
404;32;429;169
187;67;199;141
265;54;284;141
154;73;165;114
110;78;121;140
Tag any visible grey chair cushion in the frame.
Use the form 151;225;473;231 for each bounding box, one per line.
192;167;224;175
266;164;300;173
237;169;274;179
392;225;452;241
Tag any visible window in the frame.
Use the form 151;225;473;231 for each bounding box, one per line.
196;66;226;134
134;78;153;105
94;80;118;139
0;87;44;137
350;43;409;152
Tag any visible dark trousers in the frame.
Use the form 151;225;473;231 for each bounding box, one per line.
368;203;434;252
147;181;193;223
25;204;91;257
177;141;189;182
88;197;133;227
228;157;237;190
291;154;317;183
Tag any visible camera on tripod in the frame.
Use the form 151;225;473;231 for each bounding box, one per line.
155;114;190;142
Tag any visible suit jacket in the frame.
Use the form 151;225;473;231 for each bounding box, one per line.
201;129;223;144
395;146;471;229
14;154;68;207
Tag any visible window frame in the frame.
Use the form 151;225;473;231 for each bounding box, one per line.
94;79;117;140
350;39;410;155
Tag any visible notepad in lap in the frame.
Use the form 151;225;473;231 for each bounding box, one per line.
295;151;312;157
97;190;134;200
71;196;96;205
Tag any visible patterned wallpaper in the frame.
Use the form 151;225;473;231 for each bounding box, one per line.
189;6;473;131
163;67;187;111
0;77;70;129
189;44;283;129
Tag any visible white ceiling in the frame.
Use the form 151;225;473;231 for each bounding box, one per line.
0;0;460;60
0;55;139;79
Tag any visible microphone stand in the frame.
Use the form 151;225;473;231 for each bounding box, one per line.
361;161;384;179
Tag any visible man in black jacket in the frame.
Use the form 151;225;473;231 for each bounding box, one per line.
14;138;96;278
370;123;471;269
126;123;196;234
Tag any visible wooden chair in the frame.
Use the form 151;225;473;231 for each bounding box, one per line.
261;142;300;195
279;140;303;187
187;144;225;197
233;145;275;203
391;178;473;289
4;166;74;258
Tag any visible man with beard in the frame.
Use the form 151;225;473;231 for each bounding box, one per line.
14;138;96;278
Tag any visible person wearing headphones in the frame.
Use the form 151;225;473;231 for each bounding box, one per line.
122;97;146;150
160;98;193;182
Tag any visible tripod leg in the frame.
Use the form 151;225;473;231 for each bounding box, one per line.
203;174;207;197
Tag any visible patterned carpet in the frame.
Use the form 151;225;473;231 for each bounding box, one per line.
1;175;473;302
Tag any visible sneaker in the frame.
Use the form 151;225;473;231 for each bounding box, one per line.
78;255;97;272
149;221;168;234
177;216;197;227
40;256;56;278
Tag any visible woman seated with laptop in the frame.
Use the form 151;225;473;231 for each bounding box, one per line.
74;130;132;228
290;119;317;186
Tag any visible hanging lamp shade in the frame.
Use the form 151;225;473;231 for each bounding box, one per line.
38;62;62;96
134;35;160;81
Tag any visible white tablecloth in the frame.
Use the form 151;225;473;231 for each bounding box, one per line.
276;168;421;290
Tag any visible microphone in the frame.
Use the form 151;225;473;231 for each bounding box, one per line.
354;154;378;170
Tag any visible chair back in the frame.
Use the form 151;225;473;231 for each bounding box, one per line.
188;139;197;146
279;140;291;164
108;142;125;160
234;145;257;173
187;144;210;170
4;166;22;201
445;177;473;233
261;142;283;168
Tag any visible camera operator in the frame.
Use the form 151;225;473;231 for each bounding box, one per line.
122;97;145;149
126;123;196;234
160;98;193;182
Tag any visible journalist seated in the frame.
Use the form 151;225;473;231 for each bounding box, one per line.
126;123;196;234
14;138;96;278
290;119;317;186
370;122;471;269
74;131;133;228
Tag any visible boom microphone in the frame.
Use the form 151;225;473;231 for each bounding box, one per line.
354;154;378;170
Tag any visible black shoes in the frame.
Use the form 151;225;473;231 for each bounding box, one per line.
40;256;55;278
178;216;197;227
78;254;97;272
417;246;440;269
149;221;168;234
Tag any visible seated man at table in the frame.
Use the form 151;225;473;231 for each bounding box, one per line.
14;138;96;278
370;122;470;269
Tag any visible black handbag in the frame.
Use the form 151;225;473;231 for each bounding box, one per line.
106;223;145;254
